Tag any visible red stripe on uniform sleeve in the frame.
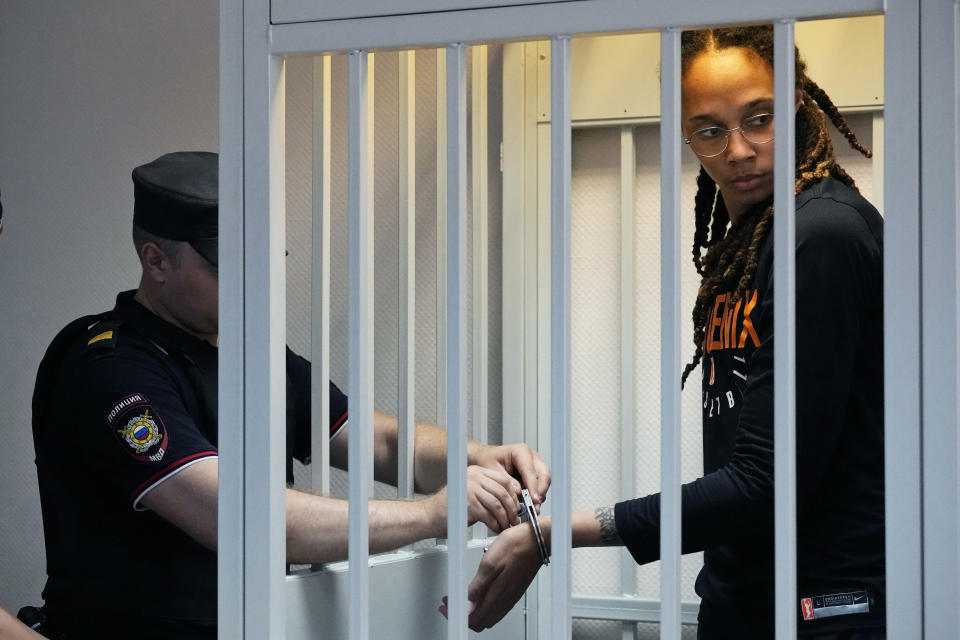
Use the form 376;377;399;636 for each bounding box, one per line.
130;450;218;505
330;411;348;438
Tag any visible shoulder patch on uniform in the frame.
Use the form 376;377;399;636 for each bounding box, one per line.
88;330;113;345
85;321;120;352
105;393;169;463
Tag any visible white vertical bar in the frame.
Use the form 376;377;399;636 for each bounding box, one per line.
884;1;923;638
311;55;332;495
535;118;553;640
368;54;376;227
347;49;374;640
445;42;469;640
236;0;287;634
241;34;287;640
550;34;572;640
921;0;960;635
472;44;489;446
398;50;417;500
536;48;555;638
619;124;638;640
437;48;449;425
500;43;527;448
773;21;797;640
217;0;243;636
658;27;682;640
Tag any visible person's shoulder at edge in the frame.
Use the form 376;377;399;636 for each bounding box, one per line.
795;176;883;250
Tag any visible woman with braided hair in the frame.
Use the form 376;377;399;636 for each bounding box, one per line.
462;25;884;639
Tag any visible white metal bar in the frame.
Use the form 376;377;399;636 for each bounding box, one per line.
311;54;332;495
247;58;289;640
499;42;527;449
437;48;449;426
549;34;572;640
269;0;884;55
444;42;469;640
535;115;553;640
921;0;960;635
238;0;289;635
472;44;489;446
368;53;376;232
773;20;797;640
570;595;699;625
398;50;417;500
535;59;554;640
347;49;374;640
884;1;923;638
217;0;244;636
658;26;682;640
501;44;541;638
619;124;637;640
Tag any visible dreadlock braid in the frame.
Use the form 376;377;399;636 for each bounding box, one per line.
692;167;719;275
710;196;729;254
679;25;873;388
804;77;873;158
690;171;732;278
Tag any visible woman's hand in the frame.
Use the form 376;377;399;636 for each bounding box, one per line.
438;523;544;631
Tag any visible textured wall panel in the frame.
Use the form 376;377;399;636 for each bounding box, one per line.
571;127;626;595
569;125;705;605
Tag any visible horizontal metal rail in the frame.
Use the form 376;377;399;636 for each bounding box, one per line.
570;595;700;626
269;0;883;54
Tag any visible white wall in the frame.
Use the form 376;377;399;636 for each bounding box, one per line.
0;0;218;612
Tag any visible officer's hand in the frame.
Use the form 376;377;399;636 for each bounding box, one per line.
426;465;522;534
471;443;551;511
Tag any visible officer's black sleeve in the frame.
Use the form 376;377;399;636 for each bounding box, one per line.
614;196;880;564
75;353;218;511
287;347;349;464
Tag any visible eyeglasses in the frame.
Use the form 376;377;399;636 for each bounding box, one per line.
683;112;775;158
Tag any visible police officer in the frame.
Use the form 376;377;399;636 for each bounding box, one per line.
31;152;550;639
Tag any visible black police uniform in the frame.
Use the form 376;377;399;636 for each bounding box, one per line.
32;292;347;639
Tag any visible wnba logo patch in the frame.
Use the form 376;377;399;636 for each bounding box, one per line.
801;597;814;620
106;394;168;462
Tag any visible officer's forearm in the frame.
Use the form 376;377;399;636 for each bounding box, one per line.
0;607;46;640
369;412;486;494
285;488;444;564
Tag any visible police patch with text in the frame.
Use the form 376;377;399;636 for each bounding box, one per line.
105;393;169;463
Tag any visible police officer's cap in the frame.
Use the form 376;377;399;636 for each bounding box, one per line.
132;151;218;266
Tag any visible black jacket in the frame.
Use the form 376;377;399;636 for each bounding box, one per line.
614;177;884;636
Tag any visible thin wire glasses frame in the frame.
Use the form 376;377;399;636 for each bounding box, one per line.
683;112;775;158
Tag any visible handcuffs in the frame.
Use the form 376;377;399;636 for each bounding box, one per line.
517;488;550;565
482;488;550;565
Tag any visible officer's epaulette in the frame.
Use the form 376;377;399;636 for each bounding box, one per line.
84;319;121;352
